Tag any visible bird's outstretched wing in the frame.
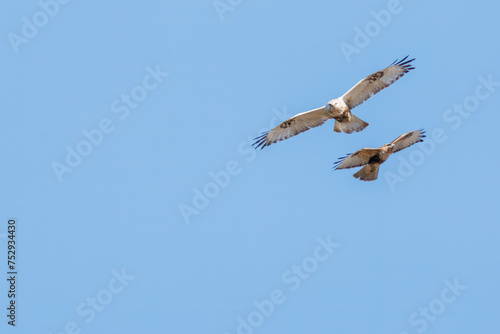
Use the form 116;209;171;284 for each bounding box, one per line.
252;107;332;149
333;148;381;170
390;129;425;153
341;56;415;110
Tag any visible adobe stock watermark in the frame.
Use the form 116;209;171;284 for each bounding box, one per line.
7;0;72;54
339;0;411;63
49;267;135;334
213;0;244;21
51;65;169;183
223;235;340;334
385;74;499;191
398;278;466;334
178;106;291;224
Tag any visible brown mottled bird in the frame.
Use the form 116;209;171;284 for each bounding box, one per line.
253;56;415;149
333;129;425;181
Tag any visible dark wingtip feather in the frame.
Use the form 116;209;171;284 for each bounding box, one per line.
391;55;416;72
332;153;353;170
251;132;270;150
418;128;426;142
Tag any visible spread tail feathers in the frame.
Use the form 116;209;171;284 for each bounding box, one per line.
334;114;369;134
353;164;380;181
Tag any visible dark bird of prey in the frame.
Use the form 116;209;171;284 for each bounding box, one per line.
333;129;425;181
252;56;415;149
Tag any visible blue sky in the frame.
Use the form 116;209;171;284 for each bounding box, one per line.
1;0;499;333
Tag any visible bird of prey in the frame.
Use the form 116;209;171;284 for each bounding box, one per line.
333;129;425;181
253;56;415;149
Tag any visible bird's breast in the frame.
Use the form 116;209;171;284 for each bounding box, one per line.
326;98;350;117
374;151;392;164
368;154;383;165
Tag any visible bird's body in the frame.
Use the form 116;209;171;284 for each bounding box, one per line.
333;130;425;181
325;97;349;119
325;97;369;134
253;56;415;149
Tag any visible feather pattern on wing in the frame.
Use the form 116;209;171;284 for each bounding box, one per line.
252;107;332;149
341;56;415;109
391;129;426;153
333;148;381;170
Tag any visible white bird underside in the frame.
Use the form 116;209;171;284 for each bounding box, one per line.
253;56;415;149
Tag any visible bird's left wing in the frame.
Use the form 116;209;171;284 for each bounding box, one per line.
333;148;381;170
390;129;425;153
341;56;415;110
252;107;332;149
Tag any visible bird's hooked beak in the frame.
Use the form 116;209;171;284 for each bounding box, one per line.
325;103;333;112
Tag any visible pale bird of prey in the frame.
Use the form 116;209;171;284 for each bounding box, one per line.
333;129;425;181
253;56;415;149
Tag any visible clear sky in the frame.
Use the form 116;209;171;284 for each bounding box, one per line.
1;0;499;333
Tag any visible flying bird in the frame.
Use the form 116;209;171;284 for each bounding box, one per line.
253;56;415;149
333;129;425;181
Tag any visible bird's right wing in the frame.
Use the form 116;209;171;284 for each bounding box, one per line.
333;148;381;170
253;107;333;149
341;56;415;110
390;129;425;153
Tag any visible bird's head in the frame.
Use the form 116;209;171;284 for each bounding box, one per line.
325;98;343;112
325;100;341;112
385;143;395;153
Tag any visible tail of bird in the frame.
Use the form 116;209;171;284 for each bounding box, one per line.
353;164;380;181
334;114;369;134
